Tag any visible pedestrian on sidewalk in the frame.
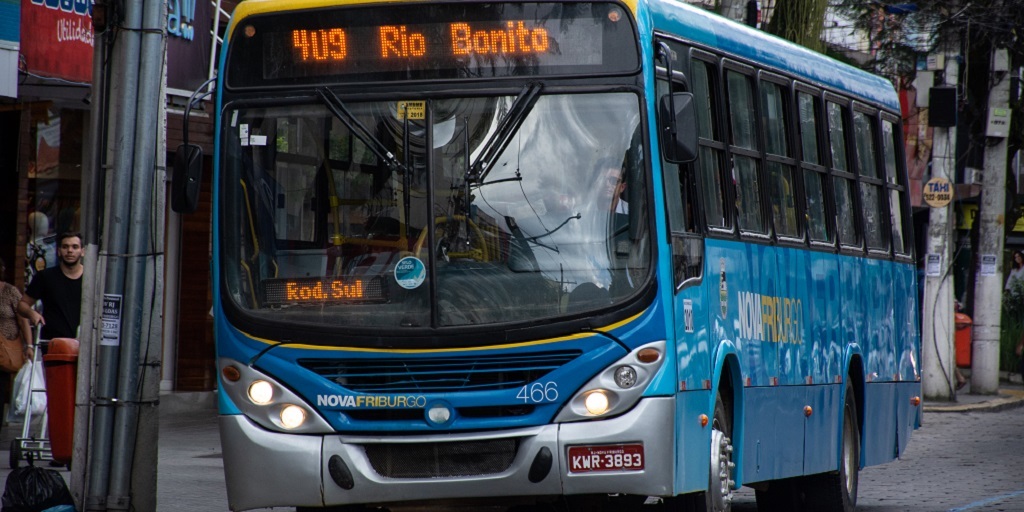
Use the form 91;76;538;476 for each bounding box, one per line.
0;257;33;425
16;232;84;352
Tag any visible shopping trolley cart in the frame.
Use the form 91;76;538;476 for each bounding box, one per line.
8;330;53;469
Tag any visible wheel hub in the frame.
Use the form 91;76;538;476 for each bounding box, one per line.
709;428;735;511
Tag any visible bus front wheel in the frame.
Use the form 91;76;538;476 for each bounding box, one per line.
673;392;735;512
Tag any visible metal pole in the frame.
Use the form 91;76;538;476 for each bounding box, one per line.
85;0;144;508
72;6;111;504
105;0;166;508
922;47;959;401
970;48;1012;395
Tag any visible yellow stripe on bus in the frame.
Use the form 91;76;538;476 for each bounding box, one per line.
237;310;645;353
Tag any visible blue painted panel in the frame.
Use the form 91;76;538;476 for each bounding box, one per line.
806;252;842;384
778;247;808;385
674;284;712;393
861;382;898;467
647;0;898;111
0;1;19;43
675;389;712;493
803;384;841;475
894;381;922;456
740;386;804;483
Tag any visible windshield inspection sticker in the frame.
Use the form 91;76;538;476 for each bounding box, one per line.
394;256;426;289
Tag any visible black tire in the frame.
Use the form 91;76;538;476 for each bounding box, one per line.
803;381;859;512
9;439;20;469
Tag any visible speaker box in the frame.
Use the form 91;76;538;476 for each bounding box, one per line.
929;86;957;127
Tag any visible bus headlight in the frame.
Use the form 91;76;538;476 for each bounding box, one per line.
248;380;274;405
614;366;638;388
555;341;666;422
584;390;610;415
280;405;307;429
218;358;333;434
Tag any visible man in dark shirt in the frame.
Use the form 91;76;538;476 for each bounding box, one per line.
18;232;84;344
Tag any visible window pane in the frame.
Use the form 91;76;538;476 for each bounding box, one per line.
761;82;789;157
804;170;829;242
798;93;819;165
833;176;857;245
768;162;799;238
735;155;764;233
854;112;879;178
890;189;906;254
882;120;899;184
692;61;716;140
727;71;757;150
701;147;727;229
827;102;848;172
861;184;885;249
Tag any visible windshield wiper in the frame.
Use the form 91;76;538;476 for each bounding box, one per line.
468;82;543;183
315;87;405;174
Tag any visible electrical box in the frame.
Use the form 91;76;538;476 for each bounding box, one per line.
992;48;1009;73
913;72;933;108
926;53;945;71
929;87;957;127
986;107;1010;138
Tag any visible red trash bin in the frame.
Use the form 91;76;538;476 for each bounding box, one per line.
43;337;79;465
954;312;972;368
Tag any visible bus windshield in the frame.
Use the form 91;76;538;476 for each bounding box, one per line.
220;92;649;331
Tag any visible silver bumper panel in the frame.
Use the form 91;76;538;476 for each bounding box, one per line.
220;397;675;510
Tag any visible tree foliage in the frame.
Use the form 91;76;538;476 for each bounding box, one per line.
764;0;829;53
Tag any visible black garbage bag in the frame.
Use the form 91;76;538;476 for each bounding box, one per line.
1;465;75;512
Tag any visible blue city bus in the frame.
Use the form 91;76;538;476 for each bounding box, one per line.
173;0;921;509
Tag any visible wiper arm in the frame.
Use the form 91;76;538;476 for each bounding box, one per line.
469;82;543;182
315;87;405;174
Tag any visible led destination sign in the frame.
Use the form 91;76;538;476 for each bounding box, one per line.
290;21;552;62
225;2;639;87
262;276;387;305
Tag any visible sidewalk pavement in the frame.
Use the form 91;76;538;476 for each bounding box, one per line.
923;372;1024;413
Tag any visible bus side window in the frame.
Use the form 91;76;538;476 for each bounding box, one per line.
853;110;887;252
881;118;909;256
690;57;729;232
760;79;799;240
726;68;765;235
797;90;831;244
826;100;859;248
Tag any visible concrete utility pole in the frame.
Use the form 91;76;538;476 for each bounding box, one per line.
922;49;959;401
970;48;1012;394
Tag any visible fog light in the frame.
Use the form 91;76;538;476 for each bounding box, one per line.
248;380;273;405
427;405;452;425
280;405;306;429
614;366;638;388
584;390;610;416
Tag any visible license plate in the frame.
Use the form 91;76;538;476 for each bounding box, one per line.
568;444;644;473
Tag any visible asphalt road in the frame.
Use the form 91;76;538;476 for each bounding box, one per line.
1;390;1022;512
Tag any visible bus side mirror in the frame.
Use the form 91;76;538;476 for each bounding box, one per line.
171;143;203;213
659;92;698;164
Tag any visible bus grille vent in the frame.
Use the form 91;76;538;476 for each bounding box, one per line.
363;438;520;478
299;350;581;393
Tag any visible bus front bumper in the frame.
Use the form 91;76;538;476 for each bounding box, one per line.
220;396;675;511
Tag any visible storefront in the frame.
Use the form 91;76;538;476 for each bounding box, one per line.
2;0;228;392
1;0;93;293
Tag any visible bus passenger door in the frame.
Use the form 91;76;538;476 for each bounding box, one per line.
657;64;712;494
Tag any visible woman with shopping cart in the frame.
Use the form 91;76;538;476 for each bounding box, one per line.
0;257;33;426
